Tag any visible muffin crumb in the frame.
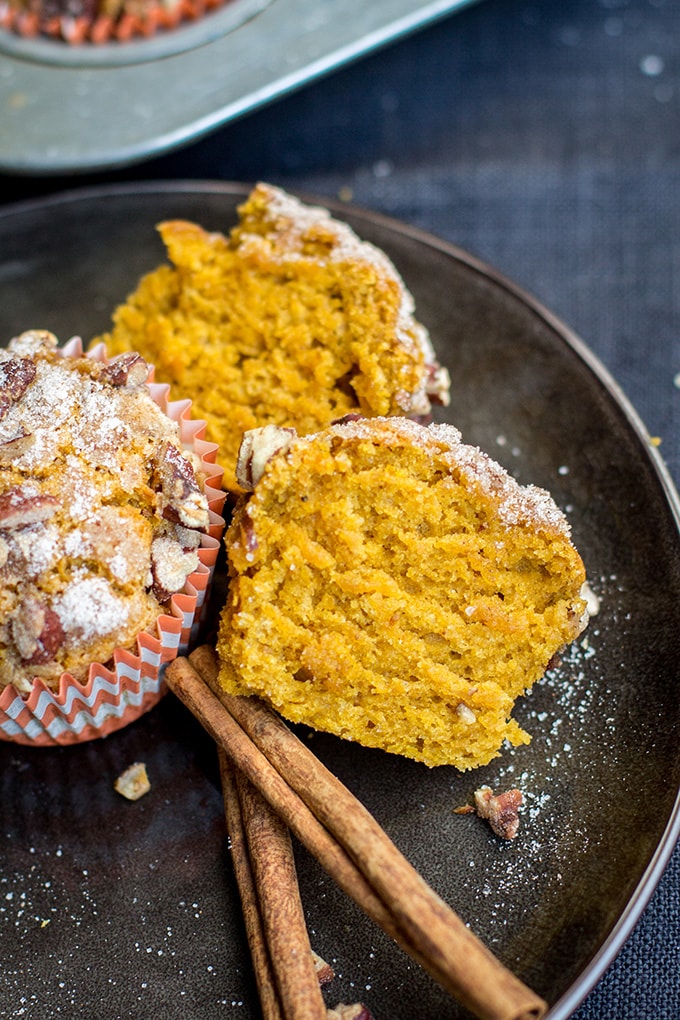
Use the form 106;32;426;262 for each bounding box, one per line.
114;762;151;801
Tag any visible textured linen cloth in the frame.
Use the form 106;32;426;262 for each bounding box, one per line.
1;0;678;1017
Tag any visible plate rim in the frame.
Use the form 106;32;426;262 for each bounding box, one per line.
1;178;679;1018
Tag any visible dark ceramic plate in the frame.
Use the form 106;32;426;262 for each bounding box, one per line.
1;183;679;1020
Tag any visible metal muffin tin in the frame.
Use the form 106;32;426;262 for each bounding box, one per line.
0;0;479;174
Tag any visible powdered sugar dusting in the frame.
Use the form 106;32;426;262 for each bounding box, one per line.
54;576;130;643
8;524;59;577
448;576;614;946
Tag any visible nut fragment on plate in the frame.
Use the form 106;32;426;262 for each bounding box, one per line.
114;762;151;801
311;950;335;986
455;786;524;840
327;1005;373;1020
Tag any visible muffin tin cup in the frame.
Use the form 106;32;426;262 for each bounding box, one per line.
0;337;226;746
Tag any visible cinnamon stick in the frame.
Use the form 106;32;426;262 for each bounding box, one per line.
166;649;547;1020
180;658;403;940
231;759;327;1020
219;750;283;1020
220;751;361;1020
175;650;454;1007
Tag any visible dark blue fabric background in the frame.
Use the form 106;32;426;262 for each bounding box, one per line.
2;0;679;1016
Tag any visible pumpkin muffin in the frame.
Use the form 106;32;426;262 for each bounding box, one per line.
216;417;588;770
98;183;450;491
0;329;216;696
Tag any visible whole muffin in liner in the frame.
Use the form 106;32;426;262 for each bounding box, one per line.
0;333;226;746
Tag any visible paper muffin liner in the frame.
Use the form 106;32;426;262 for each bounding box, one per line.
0;0;229;45
0;337;227;747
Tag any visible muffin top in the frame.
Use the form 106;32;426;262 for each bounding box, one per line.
0;330;210;692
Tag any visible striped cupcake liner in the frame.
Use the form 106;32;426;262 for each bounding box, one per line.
0;337;226;747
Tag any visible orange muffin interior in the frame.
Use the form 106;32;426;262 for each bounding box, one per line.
217;417;588;769
98;183;448;491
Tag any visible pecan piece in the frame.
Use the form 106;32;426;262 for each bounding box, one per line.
156;441;210;530
236;425;296;489
150;534;198;602
8;329;57;358
425;360;451;407
240;512;258;559
0;357;36;420
473;786;523;840
11;598;65;664
100;352;149;389
0;427;34;463
311;950;335;987
331;413;364;426
327;1005;373;1020
0;487;59;529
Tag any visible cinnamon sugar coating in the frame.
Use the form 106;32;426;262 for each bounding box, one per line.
216;417;588;770
98;183;450;491
0;330;209;693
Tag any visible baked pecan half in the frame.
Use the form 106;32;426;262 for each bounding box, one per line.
236;425;296;489
11;598;65;664
0;357;36;420
100;352;149;389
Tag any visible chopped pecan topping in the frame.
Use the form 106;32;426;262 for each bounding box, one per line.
150;534;198;603
0;487;59;529
10;598;65;664
100;352;150;389
0;357;36;420
8;329;58;358
0;427;34;462
331;413;364;426
425;361;451;407
155;441;210;530
240;513;258;558
236;425;296;489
